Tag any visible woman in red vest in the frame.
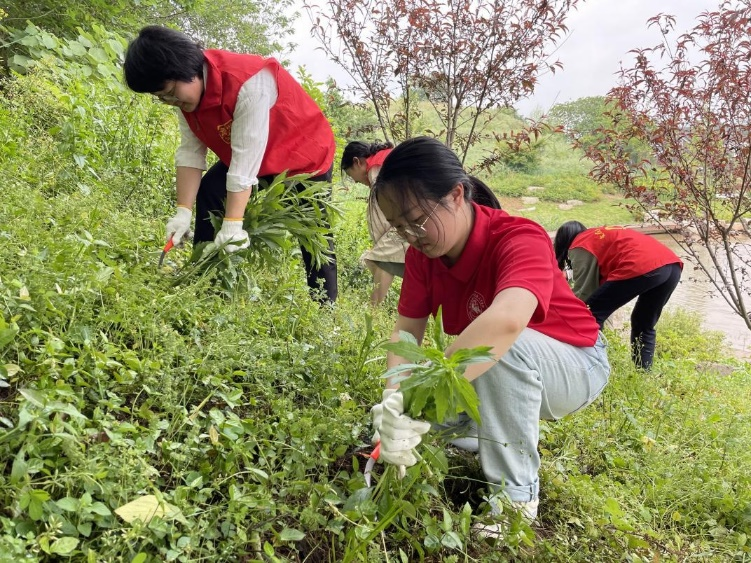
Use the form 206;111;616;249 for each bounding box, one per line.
341;141;408;305
554;221;683;370
123;26;338;303
369;138;610;538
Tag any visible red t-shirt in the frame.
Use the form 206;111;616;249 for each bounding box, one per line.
571;226;683;282
398;203;600;347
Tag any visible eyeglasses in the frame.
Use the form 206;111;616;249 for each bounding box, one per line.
394;202;440;239
154;83;180;104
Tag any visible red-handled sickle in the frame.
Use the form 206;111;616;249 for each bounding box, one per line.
158;238;175;267
363;441;380;487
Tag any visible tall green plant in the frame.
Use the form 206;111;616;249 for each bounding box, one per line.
173;173;341;293
382;310;493;425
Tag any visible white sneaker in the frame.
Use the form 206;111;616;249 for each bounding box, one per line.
448;435;480;452
472;498;539;540
446;420;479;452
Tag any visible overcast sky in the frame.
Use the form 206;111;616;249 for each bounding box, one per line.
286;0;720;117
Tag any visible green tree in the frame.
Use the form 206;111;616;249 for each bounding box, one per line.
1;0;294;75
304;0;580;163
548;96;609;145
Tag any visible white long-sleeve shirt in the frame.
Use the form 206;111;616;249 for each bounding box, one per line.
175;66;279;193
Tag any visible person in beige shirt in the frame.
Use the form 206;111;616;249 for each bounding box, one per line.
342;141;408;305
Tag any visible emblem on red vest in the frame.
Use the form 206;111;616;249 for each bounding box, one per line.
217;120;233;144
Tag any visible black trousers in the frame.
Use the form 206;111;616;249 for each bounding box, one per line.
586;262;682;370
193;161;338;303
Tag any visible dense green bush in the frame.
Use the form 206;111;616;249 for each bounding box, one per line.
493;172;603;203
0;25;176;214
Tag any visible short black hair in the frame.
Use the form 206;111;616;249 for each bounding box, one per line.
123;26;205;93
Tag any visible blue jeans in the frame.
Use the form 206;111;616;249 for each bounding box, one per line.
468;328;610;502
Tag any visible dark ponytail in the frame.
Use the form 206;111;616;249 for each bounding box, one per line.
341;141;394;171
467;177;502;209
553;221;587;270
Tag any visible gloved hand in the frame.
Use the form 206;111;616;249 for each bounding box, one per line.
376;389;431;467
165;206;193;247
370;388;397;443
214;219;250;253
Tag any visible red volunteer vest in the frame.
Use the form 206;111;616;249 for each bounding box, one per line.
571;226;683;282
181;50;335;177
365;149;392;172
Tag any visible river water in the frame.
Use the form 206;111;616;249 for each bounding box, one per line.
650;234;751;359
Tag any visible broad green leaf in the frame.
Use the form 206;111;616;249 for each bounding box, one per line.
381;363;422;381
0;327;18;348
19;388;45;407
382;340;425;362
448;347;494;366
279;528;305;541
441;531;463;550
432;307;445;349
50;536;78;555
56;497;79;512
90;502;111;516
50;537;79;555
433;385;450;423
455;378;482;424
115;495;180;524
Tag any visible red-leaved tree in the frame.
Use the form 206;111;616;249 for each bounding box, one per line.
303;0;578;163
584;2;751;330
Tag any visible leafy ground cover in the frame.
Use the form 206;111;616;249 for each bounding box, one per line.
1;56;750;562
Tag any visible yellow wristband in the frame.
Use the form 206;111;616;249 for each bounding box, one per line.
223;217;244;222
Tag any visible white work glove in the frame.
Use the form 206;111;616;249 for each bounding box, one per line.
376;389;431;468
214;219;250;253
165;206;193;247
371;388;397;443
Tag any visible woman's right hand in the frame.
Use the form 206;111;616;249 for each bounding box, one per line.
165;206;193;247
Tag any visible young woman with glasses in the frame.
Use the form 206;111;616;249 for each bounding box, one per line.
369;137;610;538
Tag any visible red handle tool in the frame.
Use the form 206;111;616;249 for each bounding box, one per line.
158;238;175;267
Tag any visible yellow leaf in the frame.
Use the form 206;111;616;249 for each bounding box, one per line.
209;426;219;445
114;495;180;524
4;364;21;376
19;286;30;300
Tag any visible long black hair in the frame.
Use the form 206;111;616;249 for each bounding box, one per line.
124;26;205;93
553;220;587;270
340;141;394;171
372;136;501;214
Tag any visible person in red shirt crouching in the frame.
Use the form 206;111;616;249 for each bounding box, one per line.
369;137;610;538
123;26;338;303
554;221;683;370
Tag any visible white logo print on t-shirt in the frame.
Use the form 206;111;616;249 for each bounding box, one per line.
467;291;486;322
